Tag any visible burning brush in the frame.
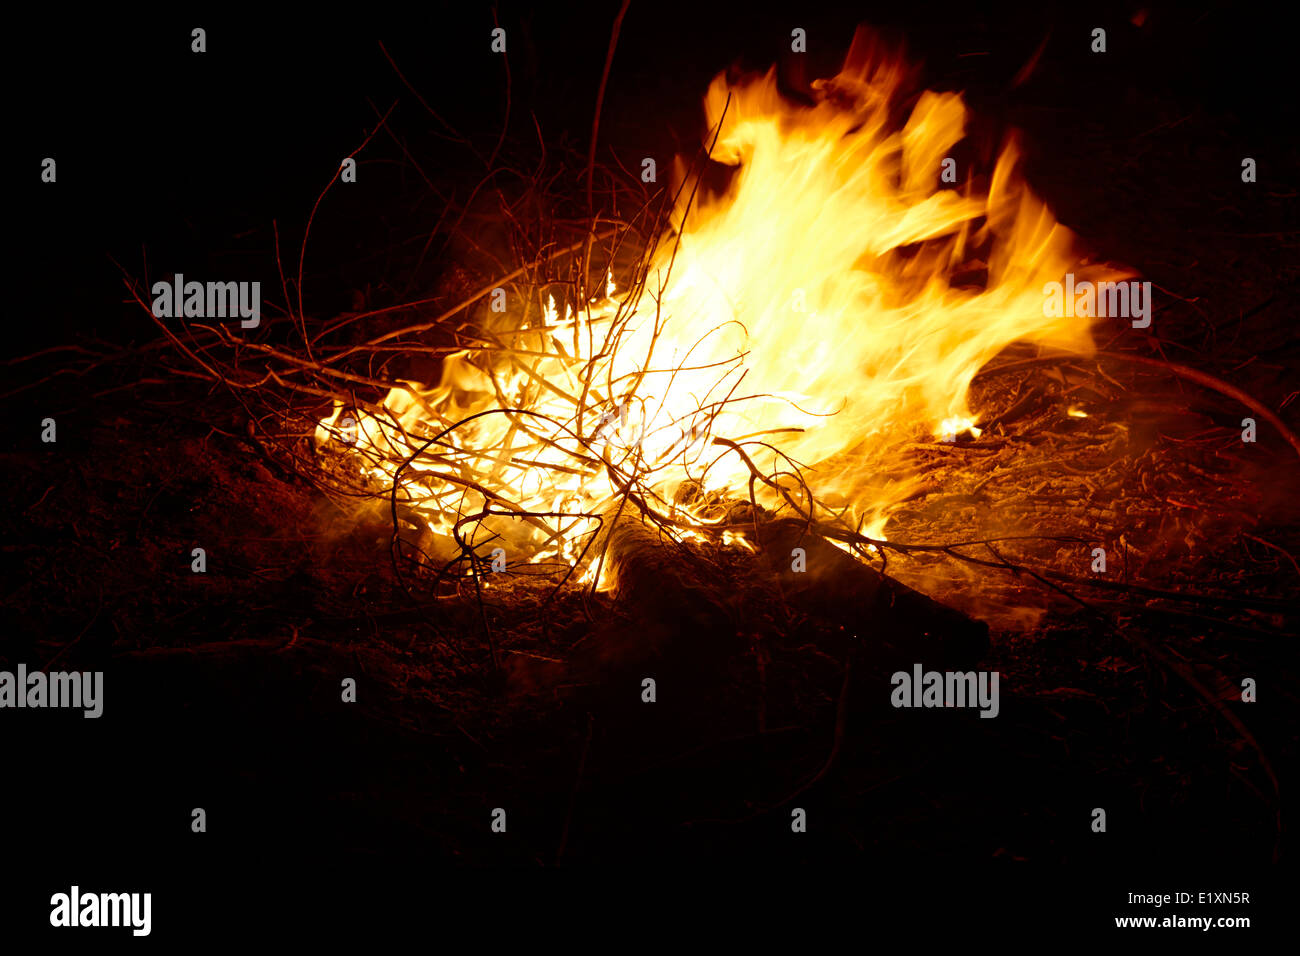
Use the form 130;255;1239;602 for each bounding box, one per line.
301;30;1125;607
122;26;1217;689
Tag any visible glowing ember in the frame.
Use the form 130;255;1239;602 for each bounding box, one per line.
938;417;983;442
316;29;1123;572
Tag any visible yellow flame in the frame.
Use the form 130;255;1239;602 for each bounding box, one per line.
317;29;1123;570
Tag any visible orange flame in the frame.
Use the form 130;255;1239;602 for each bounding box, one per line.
317;29;1121;571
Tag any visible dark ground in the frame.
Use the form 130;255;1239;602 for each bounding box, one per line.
4;0;1297;940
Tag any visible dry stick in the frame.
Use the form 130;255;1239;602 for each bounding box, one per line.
122;322;362;499
120;275;224;382
581;0;632;297
3;344;102;366
320;232;616;357
1095;351;1300;461
118;280;351;499
1241;532;1300;580
367;96;448;201
0;361;117;402
436;165;536;266
569;99;728;447
710;435;1127;600
538;515;606;623
205;331;420;393
297;101;398;361
461;510;500;676
377;41;479;153
1040;568;1297;612
388;408;627;603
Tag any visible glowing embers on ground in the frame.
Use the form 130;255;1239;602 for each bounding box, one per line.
315;27;1123;576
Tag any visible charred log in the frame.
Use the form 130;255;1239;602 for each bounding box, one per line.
755;517;990;671
510;504;989;695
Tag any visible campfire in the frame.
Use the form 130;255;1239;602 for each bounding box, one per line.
292;29;1135;617
19;11;1287;892
115;24;1295;678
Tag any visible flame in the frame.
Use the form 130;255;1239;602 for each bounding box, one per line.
317;29;1121;572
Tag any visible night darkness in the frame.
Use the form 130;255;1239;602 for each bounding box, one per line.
6;0;1297;942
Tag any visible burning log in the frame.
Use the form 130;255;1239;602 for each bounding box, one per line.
508;507;742;692
510;500;988;694
755;518;989;670
601;511;734;637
